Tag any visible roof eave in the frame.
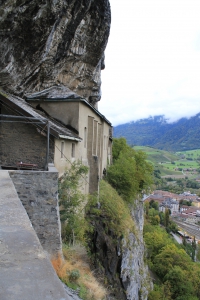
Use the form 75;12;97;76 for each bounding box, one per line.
59;134;82;142
26;97;112;126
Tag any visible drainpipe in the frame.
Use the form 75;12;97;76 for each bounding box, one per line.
45;121;50;171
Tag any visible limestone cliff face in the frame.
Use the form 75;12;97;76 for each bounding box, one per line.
121;200;152;300
89;200;152;300
0;0;111;107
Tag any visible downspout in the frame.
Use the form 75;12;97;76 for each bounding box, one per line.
45;121;50;171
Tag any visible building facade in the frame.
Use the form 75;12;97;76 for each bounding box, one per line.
26;86;112;194
0;87;112;194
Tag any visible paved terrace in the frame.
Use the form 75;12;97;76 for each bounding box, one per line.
0;171;69;300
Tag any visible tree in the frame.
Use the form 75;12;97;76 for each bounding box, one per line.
144;227;171;260
59;161;88;244
151;215;160;225
149;199;159;210
107;138;153;202
144;201;149;216
153;244;191;278
196;244;200;261
164;208;170;228
164;266;194;300
168;220;178;233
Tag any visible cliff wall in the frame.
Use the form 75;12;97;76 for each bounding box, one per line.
0;0;111;107
121;200;151;300
88;198;151;300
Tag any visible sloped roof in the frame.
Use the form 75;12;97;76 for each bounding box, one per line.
25;85;82;100
0;89;81;141
26;85;112;126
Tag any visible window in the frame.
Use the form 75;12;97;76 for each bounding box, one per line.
61;141;64;158
93;121;98;155
71;143;75;158
84;127;87;148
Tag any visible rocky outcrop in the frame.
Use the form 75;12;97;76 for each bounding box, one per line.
121;200;152;300
89;200;152;300
89;217;126;300
0;0;111;107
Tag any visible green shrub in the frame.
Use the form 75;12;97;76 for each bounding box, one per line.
107;138;153;203
86;180;135;239
68;269;80;282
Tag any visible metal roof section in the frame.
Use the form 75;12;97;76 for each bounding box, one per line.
26;85;112;126
0;89;81;141
25;85;82;100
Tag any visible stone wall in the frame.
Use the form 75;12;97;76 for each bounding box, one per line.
0;107;54;169
9;165;62;257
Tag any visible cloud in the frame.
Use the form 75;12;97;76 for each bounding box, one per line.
99;0;200;126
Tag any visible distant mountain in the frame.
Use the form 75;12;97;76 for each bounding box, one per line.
114;114;200;151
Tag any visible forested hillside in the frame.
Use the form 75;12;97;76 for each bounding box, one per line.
114;114;200;151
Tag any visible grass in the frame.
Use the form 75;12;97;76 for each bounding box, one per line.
51;244;107;300
86;180;135;239
134;146;200;178
177;149;200;159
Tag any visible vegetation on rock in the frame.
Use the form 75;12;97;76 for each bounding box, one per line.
86;180;135;240
58;139;154;299
59;161;88;244
51;245;107;300
107;138;153;203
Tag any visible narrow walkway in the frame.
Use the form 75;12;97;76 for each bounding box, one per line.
0;171;69;300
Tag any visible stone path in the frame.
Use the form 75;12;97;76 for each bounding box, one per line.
0;170;70;300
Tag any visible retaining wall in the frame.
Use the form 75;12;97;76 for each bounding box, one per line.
9;164;62;257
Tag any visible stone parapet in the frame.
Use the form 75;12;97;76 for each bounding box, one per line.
9;165;62;257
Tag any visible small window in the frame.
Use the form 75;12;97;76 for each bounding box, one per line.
61;141;64;158
71;143;75;158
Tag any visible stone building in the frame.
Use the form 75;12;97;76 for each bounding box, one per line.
26;85;112;194
0;87;112;194
0;88;112;257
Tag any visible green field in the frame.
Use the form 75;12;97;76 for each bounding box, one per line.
134;146;200;178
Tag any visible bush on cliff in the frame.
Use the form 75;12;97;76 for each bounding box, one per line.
107;138;153;203
86;180;135;239
59;161;88;244
86;180;134;237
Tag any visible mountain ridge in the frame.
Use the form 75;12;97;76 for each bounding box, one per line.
114;113;200;151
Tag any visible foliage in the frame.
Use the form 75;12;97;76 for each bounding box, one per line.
164;209;170;227
196;244;200;261
151;215;160;225
149;199;159;210
59;161;88;244
106;138;153;203
144;224;172;260
51;244;107;300
144;223;200;300
68;269;80;282
86;180;135;239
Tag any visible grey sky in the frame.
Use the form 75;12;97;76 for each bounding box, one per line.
99;0;200;126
